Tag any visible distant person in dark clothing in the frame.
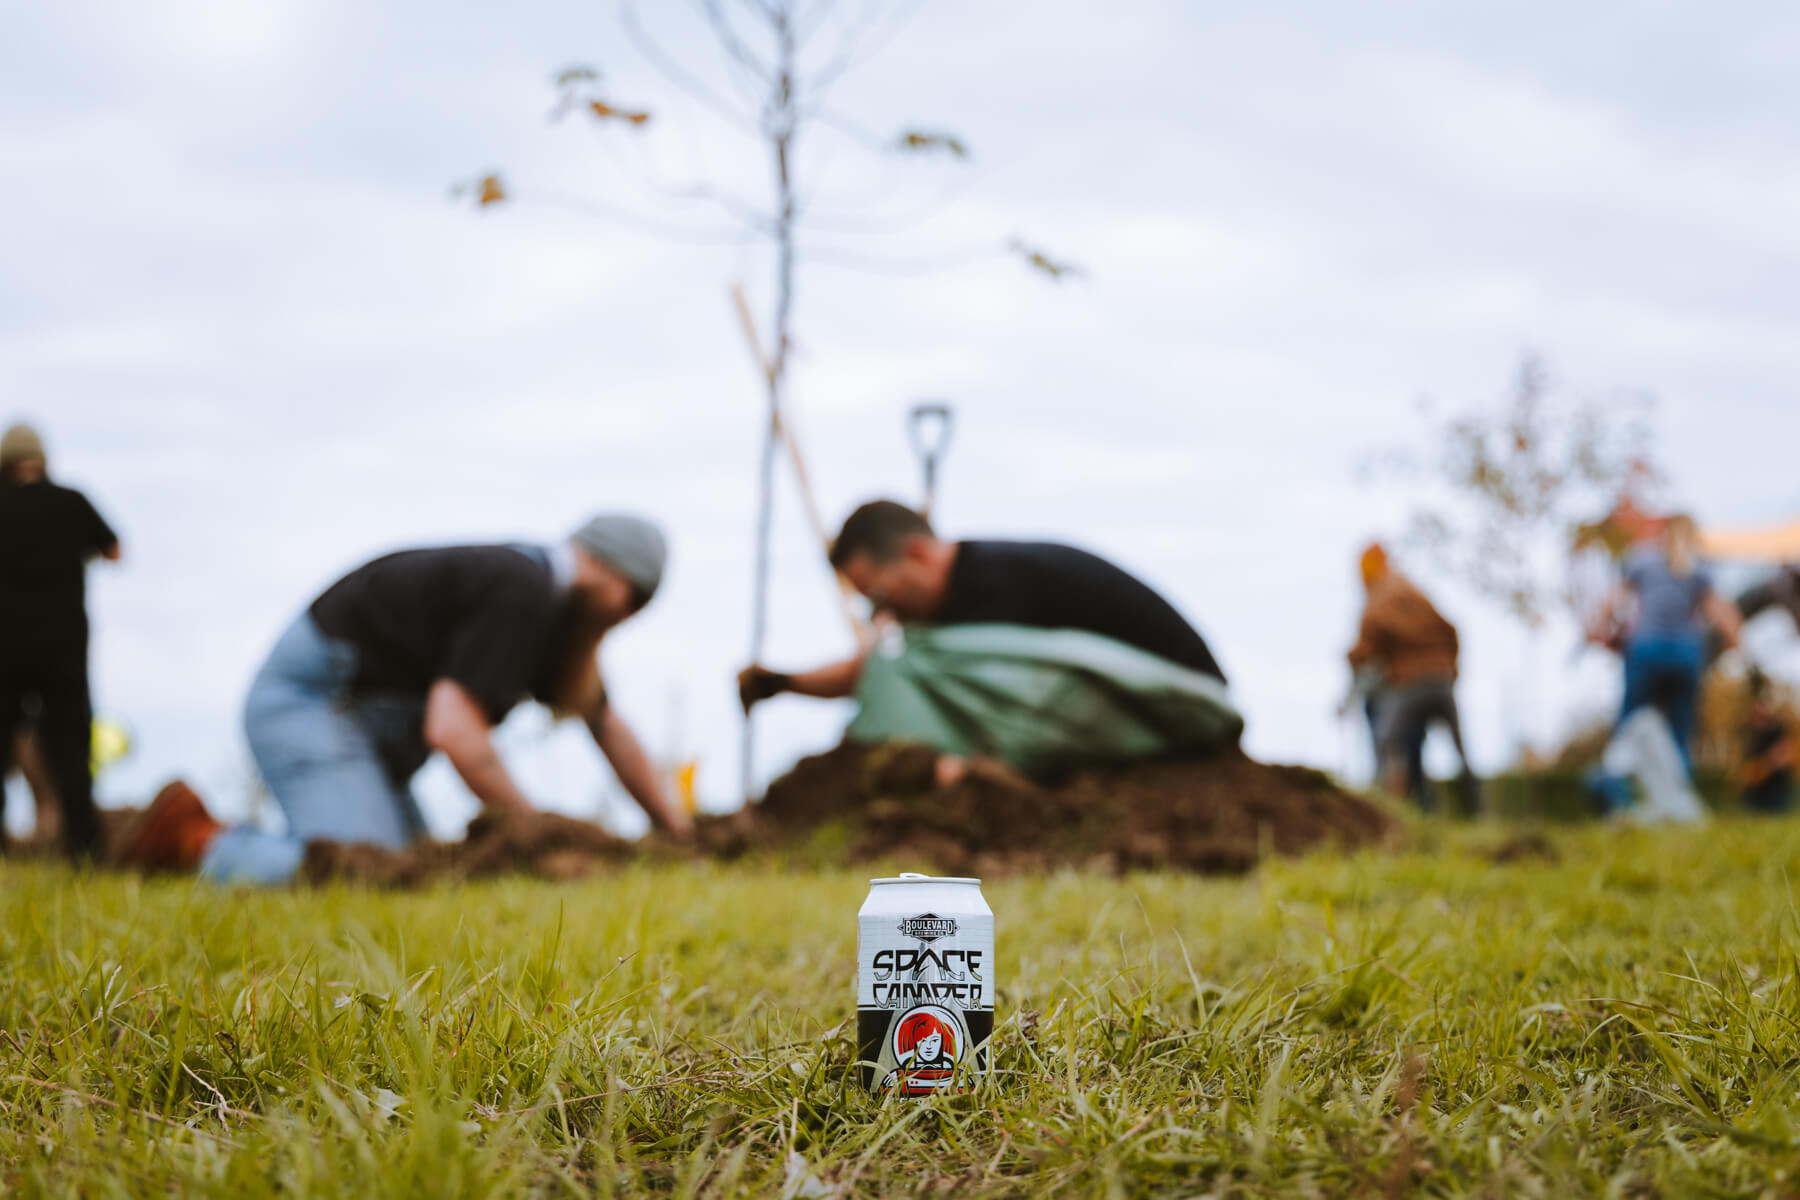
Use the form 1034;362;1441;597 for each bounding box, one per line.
1738;564;1800;633
122;515;691;883
739;498;1224;702
1347;543;1477;813
0;423;122;863
1739;668;1794;815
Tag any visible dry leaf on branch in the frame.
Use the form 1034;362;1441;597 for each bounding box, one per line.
1008;238;1083;280
589;100;651;126
896;130;969;157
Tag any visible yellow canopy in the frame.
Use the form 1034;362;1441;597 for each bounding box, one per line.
1700;518;1800;564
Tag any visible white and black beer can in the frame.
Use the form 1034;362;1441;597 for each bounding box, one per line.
857;872;994;1094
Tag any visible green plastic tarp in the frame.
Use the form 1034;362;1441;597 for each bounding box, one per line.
847;623;1243;775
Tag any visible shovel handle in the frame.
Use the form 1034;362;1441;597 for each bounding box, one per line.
908;402;955;463
909;402;954;518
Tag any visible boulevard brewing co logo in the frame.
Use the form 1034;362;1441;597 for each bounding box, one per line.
897;913;957;942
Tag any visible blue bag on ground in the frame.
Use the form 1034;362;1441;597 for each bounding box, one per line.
847;623;1244;774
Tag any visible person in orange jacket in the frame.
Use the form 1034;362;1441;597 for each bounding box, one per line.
1348;543;1478;813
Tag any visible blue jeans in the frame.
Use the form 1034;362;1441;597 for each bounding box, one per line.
1619;631;1704;774
201;613;430;885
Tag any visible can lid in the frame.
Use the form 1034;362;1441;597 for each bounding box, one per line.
868;875;983;885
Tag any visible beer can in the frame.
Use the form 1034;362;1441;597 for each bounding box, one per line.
857;872;994;1095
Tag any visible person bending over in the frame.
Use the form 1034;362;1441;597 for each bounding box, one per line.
123;515;691;882
739;499;1224;717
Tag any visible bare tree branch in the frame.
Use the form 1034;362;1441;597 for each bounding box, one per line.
528;190;761;245
797;0;883;62
559;90;774;230
621;0;761;136
796;168;983;233
548;65;602;121
696;0;774;84
690;0;783;118
797;240;1012;275
660;181;775;232
807;0;924;95
790;0;842;44
807;106;893;154
789;116;938;216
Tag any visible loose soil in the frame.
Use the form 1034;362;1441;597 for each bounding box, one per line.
713;742;1402;877
7;741;1400;886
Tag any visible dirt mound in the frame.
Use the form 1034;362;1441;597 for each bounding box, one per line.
695;741;1399;876
298;741;1399;884
300;810;646;886
8;807;649;886
6;742;1398;885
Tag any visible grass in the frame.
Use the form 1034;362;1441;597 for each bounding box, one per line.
7;820;1800;1196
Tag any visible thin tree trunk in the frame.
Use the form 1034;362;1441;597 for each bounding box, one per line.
742;8;798;805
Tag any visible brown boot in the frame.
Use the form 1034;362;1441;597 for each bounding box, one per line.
116;781;221;873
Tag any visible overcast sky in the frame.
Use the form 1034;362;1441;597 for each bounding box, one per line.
4;1;1798;835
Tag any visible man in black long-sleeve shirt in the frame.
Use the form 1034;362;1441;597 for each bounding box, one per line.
0;424;122;862
739;499;1226;718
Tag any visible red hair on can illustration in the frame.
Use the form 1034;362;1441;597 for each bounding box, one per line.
897;1011;957;1064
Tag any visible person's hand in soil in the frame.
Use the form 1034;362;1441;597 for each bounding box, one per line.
586;703;694;841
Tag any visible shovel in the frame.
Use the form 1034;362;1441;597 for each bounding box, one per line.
908;402;955;519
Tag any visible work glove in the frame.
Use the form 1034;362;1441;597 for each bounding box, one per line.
737;665;792;713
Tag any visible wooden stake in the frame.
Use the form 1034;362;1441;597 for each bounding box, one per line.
731;283;871;645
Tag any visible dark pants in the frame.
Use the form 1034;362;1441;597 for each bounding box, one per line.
1743;774;1794;815
0;633;100;862
1374;676;1479;815
1365;693;1425;806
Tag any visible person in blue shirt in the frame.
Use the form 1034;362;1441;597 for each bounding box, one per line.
1613;515;1741;772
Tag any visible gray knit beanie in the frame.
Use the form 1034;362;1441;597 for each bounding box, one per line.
570;514;668;603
